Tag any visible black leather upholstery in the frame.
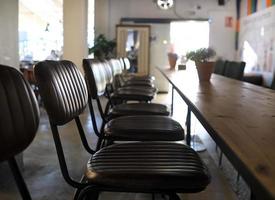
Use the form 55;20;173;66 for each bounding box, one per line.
86;142;210;192
0;65;39;162
224;61;246;80
104;115;184;141
109;103;169;118
120;85;156;93
83;59;106;99
35;60;88;125
213;59;227;75
83;58;156;102
83;58;169;120
122;57;131;71
109;58;156;91
112;88;154;102
122;57;155;81
34;60;210;198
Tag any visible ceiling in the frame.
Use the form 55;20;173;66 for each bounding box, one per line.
19;0;62;24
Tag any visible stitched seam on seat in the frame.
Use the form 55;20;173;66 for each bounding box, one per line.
51;62;72;120
70;62;87;113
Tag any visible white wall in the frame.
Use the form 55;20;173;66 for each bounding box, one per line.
94;0;109;37
0;0;19;68
95;0;236;60
239;5;275;86
63;0;88;71
95;0;236;91
150;24;171;91
209;10;236;60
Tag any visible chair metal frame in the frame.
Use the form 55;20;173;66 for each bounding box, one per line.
0;65;40;200
8;157;32;200
49;115;183;200
41;79;181;200
83;59;181;150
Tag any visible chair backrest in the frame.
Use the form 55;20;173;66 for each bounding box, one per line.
108;58;123;76
102;60;113;84
224;61;246;80
35;60;88;125
213;59;227;75
107;59;125;89
123;57;131;71
271;75;275;90
83;59;107;99
119;57;125;70
35;60;94;189
0;65;39;162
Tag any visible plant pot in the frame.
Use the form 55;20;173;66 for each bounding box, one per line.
195;61;214;82
168;53;178;70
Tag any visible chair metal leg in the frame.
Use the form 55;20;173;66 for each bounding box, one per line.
250;191;256;200
168;193;180;200
77;186;99;200
236;172;240;183
74;188;82;200
185;107;191;146
96;136;103;151
8;157;32;200
215;144;218;152
171;86;174;116
219;151;223;167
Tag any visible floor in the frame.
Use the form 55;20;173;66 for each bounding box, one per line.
0;91;249;199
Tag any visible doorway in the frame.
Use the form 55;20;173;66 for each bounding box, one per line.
170;20;210;67
116;25;150;75
19;0;63;65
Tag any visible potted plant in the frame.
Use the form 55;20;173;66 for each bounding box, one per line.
186;48;216;81
89;34;116;61
167;52;178;70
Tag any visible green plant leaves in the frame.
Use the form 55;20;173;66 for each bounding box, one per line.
186;48;216;63
89;34;116;60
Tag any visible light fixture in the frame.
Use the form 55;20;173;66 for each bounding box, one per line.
156;0;174;10
45;23;50;32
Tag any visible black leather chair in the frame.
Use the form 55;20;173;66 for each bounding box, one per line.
213;59;227;75
34;60;210;200
270;74;275;90
224;61;246;80
109;58;156;90
121;57;155;81
83;58;184;149
89;60;157;104
0;65;40;200
109;59;156;91
83;58;169;119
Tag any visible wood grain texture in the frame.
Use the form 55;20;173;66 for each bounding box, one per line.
159;68;275;200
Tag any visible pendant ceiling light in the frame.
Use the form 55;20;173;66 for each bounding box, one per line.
156;0;174;10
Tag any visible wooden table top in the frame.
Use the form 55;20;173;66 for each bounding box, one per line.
159;68;275;200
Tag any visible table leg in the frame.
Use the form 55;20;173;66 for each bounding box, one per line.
185;107;206;152
171;86;174;116
185;107;191;146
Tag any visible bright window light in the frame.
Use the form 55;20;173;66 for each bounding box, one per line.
170;20;210;67
242;40;258;72
19;0;63;62
170;20;209;56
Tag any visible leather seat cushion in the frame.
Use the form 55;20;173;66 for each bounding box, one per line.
0;65;39;162
104;115;184;141
110;103;169;118
121;85;157;93
124;79;154;86
123;74;155;81
86;142;210;193
112;89;155;101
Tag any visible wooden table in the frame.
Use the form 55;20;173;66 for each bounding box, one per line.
159;68;275;200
